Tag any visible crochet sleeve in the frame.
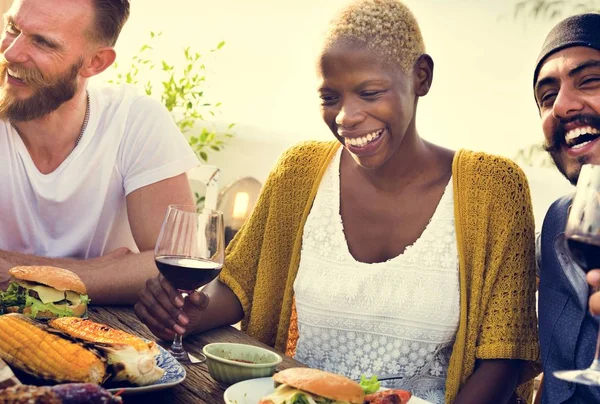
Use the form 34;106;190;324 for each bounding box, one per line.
475;158;540;369
218;142;318;321
218;184;271;320
218;153;284;318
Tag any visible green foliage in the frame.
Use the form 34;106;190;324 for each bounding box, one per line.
514;0;600;20
513;143;555;167
195;193;205;207
108;32;234;162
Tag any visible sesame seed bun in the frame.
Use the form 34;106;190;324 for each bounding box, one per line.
272;368;364;403
8;266;87;295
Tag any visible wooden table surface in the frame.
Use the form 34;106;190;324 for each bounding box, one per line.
88;306;304;404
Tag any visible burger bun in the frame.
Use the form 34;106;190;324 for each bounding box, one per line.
8;266;87;294
273;368;364;403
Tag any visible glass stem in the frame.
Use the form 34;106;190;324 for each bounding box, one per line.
590;286;600;372
170;333;187;360
591;326;600;372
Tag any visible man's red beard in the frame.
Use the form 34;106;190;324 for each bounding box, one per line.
0;56;83;122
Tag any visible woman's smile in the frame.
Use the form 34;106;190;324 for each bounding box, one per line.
342;128;386;155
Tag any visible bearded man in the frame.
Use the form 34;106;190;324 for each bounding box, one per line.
534;13;600;403
0;0;199;305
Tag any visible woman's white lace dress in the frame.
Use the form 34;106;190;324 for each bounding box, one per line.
293;148;460;404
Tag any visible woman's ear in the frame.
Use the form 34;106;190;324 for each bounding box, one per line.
80;47;117;78
413;54;434;97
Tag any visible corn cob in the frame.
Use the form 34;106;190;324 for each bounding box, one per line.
49;317;157;354
0;314;106;384
49;317;164;386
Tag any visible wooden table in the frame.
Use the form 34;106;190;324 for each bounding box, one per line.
88;306;304;404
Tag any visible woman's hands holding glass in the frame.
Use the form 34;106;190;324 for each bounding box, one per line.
135;274;211;341
134;205;224;363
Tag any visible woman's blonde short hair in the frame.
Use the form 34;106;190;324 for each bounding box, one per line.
324;0;426;73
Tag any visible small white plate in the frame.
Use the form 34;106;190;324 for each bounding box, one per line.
106;344;186;395
224;377;274;404
223;377;432;404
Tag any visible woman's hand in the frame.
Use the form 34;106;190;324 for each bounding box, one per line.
134;274;210;340
587;270;600;316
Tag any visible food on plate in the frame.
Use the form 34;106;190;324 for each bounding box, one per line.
364;390;412;404
48;317;164;386
1;266;89;319
359;376;411;404
48;317;157;353
259;367;364;404
0;383;122;403
0;314;106;384
0;358;20;390
0;313;163;388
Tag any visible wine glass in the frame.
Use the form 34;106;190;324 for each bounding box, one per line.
154;204;225;363
554;164;600;385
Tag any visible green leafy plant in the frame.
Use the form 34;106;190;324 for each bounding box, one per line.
513;0;599;20
108;32;234;163
513;143;555;168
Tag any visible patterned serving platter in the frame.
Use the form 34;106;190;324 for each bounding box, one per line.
106;344;186;395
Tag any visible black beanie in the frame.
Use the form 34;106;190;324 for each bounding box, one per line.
533;13;600;87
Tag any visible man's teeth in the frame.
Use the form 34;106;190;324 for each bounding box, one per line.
565;126;599;141
565;126;600;148
7;69;24;80
571;140;592;149
346;129;383;147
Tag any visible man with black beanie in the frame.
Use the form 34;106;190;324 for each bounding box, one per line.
534;12;600;404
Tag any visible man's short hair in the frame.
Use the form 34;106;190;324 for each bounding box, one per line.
89;0;130;47
323;0;425;74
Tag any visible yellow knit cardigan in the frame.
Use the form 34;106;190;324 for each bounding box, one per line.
220;141;540;403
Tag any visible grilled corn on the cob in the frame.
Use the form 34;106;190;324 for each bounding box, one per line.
49;317;164;386
0;314;106;384
49;317;158;353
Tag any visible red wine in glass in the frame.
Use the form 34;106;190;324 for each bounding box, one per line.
155;256;223;292
154;205;225;364
566;235;600;273
555;164;600;386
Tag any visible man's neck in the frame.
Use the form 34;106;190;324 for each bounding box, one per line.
12;89;89;174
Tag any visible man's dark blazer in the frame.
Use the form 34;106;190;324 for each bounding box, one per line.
539;195;600;403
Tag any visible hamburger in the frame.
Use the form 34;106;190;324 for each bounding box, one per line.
259;368;365;404
1;266;89;319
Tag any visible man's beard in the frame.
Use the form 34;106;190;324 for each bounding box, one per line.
544;113;600;185
0;57;83;122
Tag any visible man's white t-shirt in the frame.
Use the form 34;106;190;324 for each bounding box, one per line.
0;85;199;258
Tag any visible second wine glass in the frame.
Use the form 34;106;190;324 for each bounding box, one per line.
554;164;600;385
154;204;225;364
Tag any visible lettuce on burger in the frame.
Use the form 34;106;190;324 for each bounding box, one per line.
1;266;89;319
259;368;365;404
